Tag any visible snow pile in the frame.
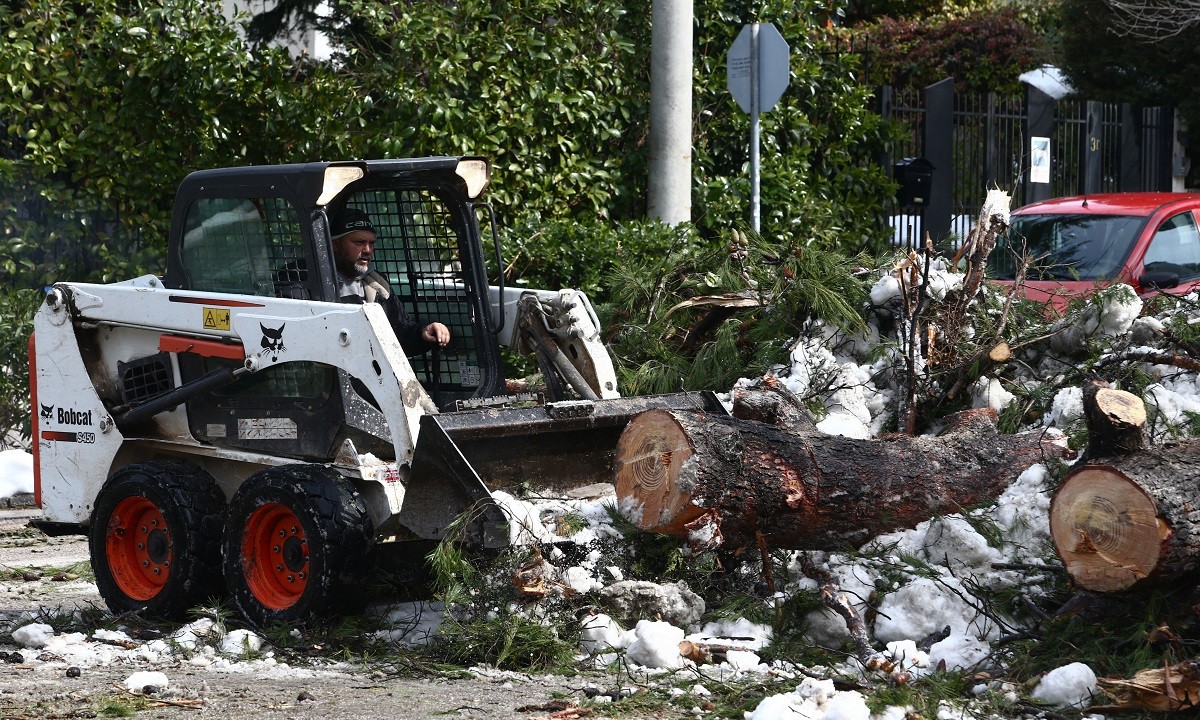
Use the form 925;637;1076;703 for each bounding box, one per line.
1031;662;1097;709
0;449;32;498
123;670;169;692
624;620;687;670
7;616;337;686
749;677;875;720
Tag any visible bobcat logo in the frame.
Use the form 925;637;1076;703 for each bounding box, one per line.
40;404;53;422
259;323;286;362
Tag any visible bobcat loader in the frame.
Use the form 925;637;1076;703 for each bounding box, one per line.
30;157;724;626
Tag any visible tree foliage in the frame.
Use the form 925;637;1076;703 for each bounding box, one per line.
846;9;1050;94
0;289;40;447
604;228;870;396
1057;0;1200;186
236;0;896;252
0;0;357;286
1103;0;1200;39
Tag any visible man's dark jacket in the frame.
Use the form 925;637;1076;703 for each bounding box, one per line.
339;270;435;356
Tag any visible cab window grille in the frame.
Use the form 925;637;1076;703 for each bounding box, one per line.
342;190;479;390
180;197;309;298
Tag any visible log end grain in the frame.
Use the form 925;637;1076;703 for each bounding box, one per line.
1050;466;1169;593
614;409;702;534
1093;387;1147;428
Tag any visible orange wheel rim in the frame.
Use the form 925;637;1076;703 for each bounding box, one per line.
105;496;172;601
241;503;309;610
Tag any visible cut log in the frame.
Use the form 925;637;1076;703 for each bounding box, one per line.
613;402;1067;553
1050;452;1200;593
1049;384;1200;594
987;341;1012;363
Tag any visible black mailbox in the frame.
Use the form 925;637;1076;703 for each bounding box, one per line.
894;157;934;208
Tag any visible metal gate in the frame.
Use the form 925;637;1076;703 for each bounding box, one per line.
882;79;1179;248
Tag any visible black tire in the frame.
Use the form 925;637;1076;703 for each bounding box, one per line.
89;461;226;618
222;464;374;627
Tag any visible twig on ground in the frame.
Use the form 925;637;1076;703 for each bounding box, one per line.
799;553;874;663
1096;349;1200;373
111;683;205;709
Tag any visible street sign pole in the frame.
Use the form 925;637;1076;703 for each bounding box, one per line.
750;24;760;233
727;22;789;236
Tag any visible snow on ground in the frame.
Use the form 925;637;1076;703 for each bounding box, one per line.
4;270;1183;718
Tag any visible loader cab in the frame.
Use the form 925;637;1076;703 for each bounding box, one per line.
163;158;504;462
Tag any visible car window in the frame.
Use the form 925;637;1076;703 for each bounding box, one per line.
1142;212;1200;280
988;214;1143;281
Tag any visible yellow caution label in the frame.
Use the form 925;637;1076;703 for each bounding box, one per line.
202;307;231;331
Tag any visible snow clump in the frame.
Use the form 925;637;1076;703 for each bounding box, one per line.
1031;662;1097;709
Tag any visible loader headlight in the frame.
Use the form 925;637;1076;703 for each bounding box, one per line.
455;159;490;199
317;166;366;206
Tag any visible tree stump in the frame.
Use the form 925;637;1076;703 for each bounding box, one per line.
1082;380;1147;455
614;402;1066;553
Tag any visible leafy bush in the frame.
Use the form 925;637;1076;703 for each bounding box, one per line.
332;0;897;269
690;2;897;252
848;9;1049;94
501;218;704;301
0;0;358;287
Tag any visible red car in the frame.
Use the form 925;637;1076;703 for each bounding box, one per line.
987;192;1200;309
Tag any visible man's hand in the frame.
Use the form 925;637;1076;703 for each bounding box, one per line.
422;322;451;347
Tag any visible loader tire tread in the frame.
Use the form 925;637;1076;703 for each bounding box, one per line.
89;461;226;618
223;464;374;627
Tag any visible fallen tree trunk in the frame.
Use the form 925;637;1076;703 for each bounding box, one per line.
614;399;1066;553
1051;382;1200;593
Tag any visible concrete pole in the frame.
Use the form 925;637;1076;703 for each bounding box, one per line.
647;0;693;226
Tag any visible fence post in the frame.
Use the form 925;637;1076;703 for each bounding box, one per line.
985;92;998;187
1148;107;1174;190
1174;109;1191;192
923;78;953;243
877;84;894;175
1083;100;1103;194
1118;104;1142;191
1024;85;1054;205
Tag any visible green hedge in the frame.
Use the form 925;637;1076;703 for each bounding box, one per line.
0;289;42;448
848;9;1049;94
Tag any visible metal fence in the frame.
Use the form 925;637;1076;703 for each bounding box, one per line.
882;79;1178;248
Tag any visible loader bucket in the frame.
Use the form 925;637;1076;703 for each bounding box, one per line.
401;391;728;547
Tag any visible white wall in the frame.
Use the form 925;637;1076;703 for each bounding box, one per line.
221;0;331;60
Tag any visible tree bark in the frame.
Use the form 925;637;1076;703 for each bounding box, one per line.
613;403;1066;553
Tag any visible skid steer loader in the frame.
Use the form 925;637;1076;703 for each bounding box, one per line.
30;157;725;626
